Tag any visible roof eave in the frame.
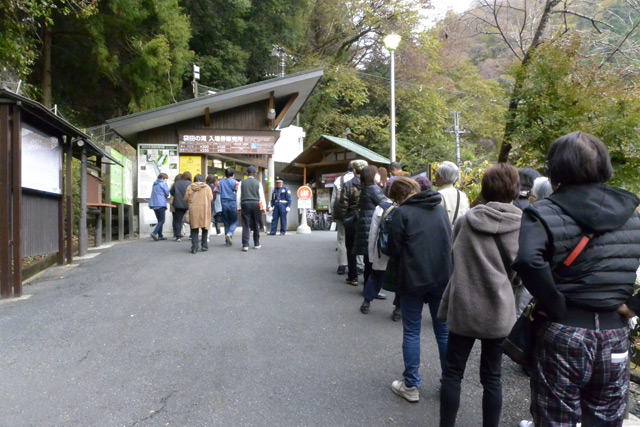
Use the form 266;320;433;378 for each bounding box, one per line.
107;68;324;141
0;89;122;166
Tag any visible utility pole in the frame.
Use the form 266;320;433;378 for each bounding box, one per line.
270;46;287;77
193;64;200;98
446;111;467;181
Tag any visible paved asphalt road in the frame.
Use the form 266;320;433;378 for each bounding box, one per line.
0;231;531;426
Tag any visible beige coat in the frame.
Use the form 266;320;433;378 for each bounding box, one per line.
438;184;470;226
184;182;213;229
437;202;522;339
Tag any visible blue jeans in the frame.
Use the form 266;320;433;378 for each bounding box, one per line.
400;289;449;388
152;207;166;237
221;200;238;236
362;270;384;302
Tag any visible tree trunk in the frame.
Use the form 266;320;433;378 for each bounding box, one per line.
42;24;52;109
497;0;561;163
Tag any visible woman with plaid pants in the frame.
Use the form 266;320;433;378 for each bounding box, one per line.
514;132;640;426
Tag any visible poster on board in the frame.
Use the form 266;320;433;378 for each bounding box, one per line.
179;155;202;178
110;148;124;204
21;124;62;195
137;144;178;199
316;189;331;210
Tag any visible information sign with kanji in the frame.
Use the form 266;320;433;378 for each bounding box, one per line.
178;131;275;154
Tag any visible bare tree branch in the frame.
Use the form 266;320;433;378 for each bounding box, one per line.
599;17;640;68
550;10;613;33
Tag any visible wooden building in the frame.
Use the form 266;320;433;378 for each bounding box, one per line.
107;69;323;236
281;135;391;212
0;89;120;298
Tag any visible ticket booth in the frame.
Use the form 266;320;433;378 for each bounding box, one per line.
281;134;391;214
107;69;323;237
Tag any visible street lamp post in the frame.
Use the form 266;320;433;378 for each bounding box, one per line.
383;34;401;163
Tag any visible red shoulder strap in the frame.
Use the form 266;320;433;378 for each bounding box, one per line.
563;235;591;267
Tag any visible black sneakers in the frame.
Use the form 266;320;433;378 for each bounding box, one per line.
337;265;347;275
360;300;370;314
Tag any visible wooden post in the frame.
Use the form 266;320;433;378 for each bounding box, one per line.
0;105;11;298
127;205;134;239
65;137;73;264
11;105;22;297
57;138;64;265
95;209;102;247
303;167;307;186
78;145;88;256
118;203;124;241
204;107;210;127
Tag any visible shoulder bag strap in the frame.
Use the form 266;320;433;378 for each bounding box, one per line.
492;234;512;275
562;233;595;267
452;190;461;224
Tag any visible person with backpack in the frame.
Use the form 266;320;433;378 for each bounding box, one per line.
332;162;355;275
354;165;386;293
437;164;522;427
360;191;394;314
386;177;453;403
336;159;368;285
514;132;640;426
436;161;469;228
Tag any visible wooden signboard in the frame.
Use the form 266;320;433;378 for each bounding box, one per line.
178;131;275;155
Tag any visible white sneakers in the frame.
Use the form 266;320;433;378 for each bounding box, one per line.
519;422;534;427
242;247;248;252
254;245;261;249
391;380;419;403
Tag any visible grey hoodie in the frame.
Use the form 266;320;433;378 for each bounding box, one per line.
438;202;522;339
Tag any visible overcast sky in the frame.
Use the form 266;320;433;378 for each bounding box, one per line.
425;0;475;25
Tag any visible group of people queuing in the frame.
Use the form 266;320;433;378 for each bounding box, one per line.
331;131;640;427
148;165;293;254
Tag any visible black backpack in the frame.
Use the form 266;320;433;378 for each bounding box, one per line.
377;201;396;257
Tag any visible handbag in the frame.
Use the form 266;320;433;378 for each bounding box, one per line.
502;299;538;367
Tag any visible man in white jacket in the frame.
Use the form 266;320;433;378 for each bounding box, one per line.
435;161;469;227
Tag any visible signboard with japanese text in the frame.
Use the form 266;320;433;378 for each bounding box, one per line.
178;131;275;155
321;172;344;189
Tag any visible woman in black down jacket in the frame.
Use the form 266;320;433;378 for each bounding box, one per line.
514;132;640;426
355;165;385;289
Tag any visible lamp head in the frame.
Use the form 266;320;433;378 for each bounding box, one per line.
267;108;276;120
383;34;401;51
